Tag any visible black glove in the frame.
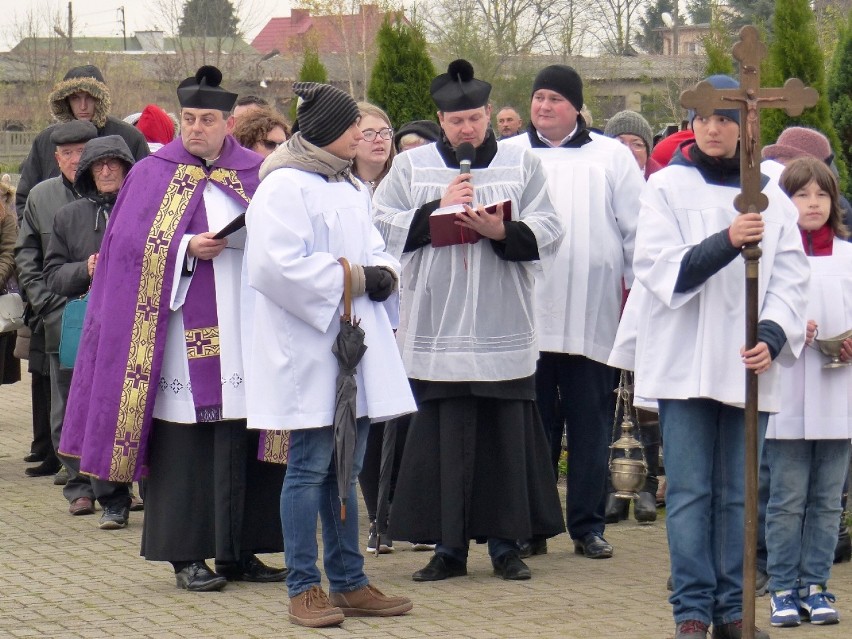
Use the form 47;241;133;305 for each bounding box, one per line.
363;266;396;302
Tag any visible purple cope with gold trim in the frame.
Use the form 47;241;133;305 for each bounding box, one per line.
58;135;286;483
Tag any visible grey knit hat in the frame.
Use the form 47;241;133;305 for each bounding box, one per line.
604;110;654;152
293;82;360;148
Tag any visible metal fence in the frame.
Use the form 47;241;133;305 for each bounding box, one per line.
0;131;36;169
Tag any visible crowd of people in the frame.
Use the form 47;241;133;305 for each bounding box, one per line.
0;58;849;638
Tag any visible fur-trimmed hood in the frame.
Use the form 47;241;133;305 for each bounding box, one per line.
0;176;14;215
49;76;111;128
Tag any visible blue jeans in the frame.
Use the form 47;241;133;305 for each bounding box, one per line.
765;438;851;592
281;418;371;598
659;398;768;626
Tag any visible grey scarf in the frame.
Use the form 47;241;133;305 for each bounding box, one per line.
259;133;361;189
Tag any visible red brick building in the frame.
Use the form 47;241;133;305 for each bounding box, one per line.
251;4;395;56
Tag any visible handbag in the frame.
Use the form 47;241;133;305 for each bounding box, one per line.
59;293;89;369
0;291;25;333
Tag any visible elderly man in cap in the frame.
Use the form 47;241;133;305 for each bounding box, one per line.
242;81;415;628
504;65;645;560
59;65;286;592
16;65;149;216
43;135;136;528
373;59;565;583
15;120;97;481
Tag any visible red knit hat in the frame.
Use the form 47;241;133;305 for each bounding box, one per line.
136;103;175;145
762;126;832;163
650;129;695;167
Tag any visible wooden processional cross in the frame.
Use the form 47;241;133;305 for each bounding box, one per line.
680;25;818;639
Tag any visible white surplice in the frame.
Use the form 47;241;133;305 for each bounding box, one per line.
768;239;852;439
154;185;247;423
241;168;416;431
503;132;644;364
372;142;563;382
631;165;810;413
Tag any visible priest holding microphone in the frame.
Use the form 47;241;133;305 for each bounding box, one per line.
373;59;566;582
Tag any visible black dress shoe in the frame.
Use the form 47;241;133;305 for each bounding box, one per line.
215;555;288;582
24;457;62;477
634;491;658;523
175;561;227;591
412;553;467;582
604;494;629;524
573;533;613;559
23;452;45;463
492;551;531;580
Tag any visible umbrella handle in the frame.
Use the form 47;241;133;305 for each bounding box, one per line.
338;257;353;322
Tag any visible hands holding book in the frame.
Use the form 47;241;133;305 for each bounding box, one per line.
455;203;507;241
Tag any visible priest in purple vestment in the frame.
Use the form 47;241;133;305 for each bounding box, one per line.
59;65;287;592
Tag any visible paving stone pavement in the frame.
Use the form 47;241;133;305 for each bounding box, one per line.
0;370;849;638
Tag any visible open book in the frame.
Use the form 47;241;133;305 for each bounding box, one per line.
429;199;512;248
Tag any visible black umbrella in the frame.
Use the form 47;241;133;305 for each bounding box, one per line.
373;417;398;556
332;258;368;522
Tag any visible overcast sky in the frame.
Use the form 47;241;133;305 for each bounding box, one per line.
1;0;295;51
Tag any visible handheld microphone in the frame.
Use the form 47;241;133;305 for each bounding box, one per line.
456;143;475;176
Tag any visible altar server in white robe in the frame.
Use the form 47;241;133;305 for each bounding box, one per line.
763;157;852;628
373;59;565;584
629;74;809;639
503;64;645;560
241;81;415;629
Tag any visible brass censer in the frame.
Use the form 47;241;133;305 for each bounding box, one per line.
609;371;648;500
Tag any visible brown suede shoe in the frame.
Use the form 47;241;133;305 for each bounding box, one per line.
329;584;413;617
289;585;345;628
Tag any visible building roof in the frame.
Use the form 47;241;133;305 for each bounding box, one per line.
251;4;395;55
8;34;254;55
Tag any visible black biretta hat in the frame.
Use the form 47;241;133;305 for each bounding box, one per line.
177;66;238;111
430;60;491;112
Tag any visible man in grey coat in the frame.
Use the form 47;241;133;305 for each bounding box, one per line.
15;120;96;482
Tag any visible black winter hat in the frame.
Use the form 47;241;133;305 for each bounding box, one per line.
393;120;441;151
430;60;491;112
532;65;584;112
50;120;98;146
293;82;360;148
177;66;238;112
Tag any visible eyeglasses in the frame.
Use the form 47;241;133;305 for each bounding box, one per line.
361;127;393;142
618;137;647;152
91;158;123;172
261;139;284;151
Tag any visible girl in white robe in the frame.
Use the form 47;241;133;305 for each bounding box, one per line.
764;157;852;628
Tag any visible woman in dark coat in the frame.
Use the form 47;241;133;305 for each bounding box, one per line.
0;176;22;386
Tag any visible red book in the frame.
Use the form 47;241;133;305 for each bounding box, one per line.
429;199;513;248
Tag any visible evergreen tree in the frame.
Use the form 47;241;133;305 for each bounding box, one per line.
178;0;239;37
702;5;734;76
686;0;712;24
636;0;674;54
367;16;437;127
829;11;852;195
727;0;775;31
761;0;845;193
290;44;328;123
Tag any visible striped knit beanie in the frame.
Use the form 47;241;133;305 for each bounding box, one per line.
293;82;360;148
